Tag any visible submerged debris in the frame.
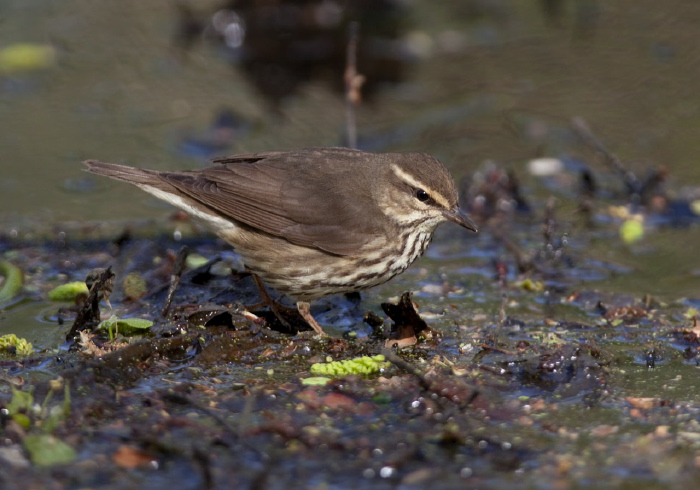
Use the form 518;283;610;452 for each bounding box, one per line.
65;267;115;341
460;163;530;225
382;292;438;348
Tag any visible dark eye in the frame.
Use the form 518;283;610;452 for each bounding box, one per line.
415;188;430;202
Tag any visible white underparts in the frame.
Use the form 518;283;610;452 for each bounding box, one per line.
136;184;238;234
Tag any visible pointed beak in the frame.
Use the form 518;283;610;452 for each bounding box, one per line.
442;207;478;232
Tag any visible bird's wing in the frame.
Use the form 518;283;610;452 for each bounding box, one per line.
159;148;383;256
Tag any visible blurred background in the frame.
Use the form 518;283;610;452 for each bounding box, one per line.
1;0;699;227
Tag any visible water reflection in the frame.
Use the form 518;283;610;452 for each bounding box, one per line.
175;0;408;108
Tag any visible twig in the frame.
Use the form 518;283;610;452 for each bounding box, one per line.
571;117;641;199
571;117;626;175
344;22;364;149
499;293;508;328
65;267;115;341
162;246;190;318
383;349;480;411
577;168;596;227
499;233;534;274
479;343;516;356
542;196;557;249
381;348;432;392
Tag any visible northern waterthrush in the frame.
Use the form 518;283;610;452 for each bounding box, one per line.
84;147;477;334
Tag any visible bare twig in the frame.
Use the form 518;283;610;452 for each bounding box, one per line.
381;349;480;408
543;196;557;249
65;267;115;341
479;343;516;356
571;117;641;199
499;293;508;328
499;233;534;274
571;117;625;175
380;348;432;392
162;246;190;318
344;22;364;149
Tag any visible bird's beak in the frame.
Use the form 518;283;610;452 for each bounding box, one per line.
442;207;478;232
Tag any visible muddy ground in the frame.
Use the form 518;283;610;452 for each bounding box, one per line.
1;155;700;490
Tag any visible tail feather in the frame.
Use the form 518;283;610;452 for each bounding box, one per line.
83;160;162;187
84;159;234;230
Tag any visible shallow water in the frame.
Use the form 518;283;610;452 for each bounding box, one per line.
1;1;700;488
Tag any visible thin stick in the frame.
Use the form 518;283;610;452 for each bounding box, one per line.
570;117;625;175
65;267;115;341
571;117;640;197
382;348;480;409
543;196;557;249
162;246;190;318
344;22;364;149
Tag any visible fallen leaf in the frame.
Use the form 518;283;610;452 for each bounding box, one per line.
322;392;356;409
590;425;619;437
626;397;658;409
112;445;156;469
23;434;76;467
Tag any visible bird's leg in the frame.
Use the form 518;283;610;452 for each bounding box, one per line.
245;273;274;310
248;273;293;329
247;273;326;335
296;301;327;336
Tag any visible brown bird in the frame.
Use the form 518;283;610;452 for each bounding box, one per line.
84;147;477;334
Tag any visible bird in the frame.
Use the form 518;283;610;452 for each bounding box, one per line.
84;147;477;335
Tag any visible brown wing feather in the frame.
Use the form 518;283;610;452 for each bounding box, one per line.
159;148;385;256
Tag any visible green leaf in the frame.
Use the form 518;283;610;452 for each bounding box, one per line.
48;282;88;302
517;278;545;292
0;43;56;74
116;318;153;332
8;386;34;416
23;434;76;466
620;219;644;244
683;308;699;319
186;253;210;269
97;316;153;339
691;200;700;216
0;259;23;303
301;377;331;386
12;413;31;429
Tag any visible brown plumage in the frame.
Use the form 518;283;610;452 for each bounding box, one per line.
84;147;476;334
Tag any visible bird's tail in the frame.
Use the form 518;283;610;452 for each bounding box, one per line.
83;160;162;187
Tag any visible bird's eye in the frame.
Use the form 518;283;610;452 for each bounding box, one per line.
415;188;430;202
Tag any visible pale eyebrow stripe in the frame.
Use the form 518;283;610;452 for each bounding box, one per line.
391;164;451;209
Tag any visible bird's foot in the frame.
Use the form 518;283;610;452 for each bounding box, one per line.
296;301;327;336
248;274;326;335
